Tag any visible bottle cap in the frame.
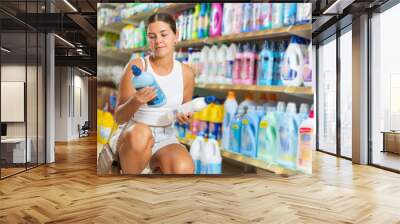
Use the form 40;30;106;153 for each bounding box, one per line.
299;103;309;114
277;101;286;112
227;91;235;99
131;65;142;76
205;96;216;104
286;102;297;113
309;110;314;118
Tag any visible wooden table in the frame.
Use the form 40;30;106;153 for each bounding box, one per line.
381;131;400;154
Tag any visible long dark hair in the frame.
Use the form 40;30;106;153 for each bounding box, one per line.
147;12;177;34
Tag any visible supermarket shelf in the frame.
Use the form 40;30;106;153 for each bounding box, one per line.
98;21;128;34
98;24;311;59
178;138;295;176
97;47;135;63
123;3;196;24
176;24;312;48
195;83;314;95
220;150;295;176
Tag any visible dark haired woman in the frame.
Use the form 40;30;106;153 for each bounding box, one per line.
109;13;195;174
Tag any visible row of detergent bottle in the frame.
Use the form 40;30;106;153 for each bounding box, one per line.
175;3;311;42
178;35;311;87
222;91;314;174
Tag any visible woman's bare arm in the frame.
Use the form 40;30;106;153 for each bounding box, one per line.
114;59;156;124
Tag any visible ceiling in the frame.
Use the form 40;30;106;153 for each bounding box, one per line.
0;0;97;74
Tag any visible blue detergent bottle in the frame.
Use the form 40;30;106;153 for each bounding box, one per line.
257;40;274;86
277;102;298;169
229;108;245;153
240;105;260;158
283;3;297;26
131;65;166;107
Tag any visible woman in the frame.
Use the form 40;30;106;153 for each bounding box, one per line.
110;13;195;174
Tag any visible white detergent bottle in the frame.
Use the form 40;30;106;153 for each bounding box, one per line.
226;43;237;84
190;135;205;174
222;91;238;150
216;44;228;84
178;96;216;115
208;45;219;83
198;46;210;83
201;137;222;174
281;36;307;87
297;110;314;174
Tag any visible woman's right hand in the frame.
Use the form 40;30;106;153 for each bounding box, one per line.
132;86;157;106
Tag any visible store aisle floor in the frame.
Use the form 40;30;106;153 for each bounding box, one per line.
1;135;400;223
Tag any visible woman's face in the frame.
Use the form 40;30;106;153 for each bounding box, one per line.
147;21;177;58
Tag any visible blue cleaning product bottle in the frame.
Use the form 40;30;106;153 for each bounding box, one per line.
283;3;297;26
277;102;298;169
229;108;245;153
257;41;274;86
131;65;166;107
240;105;260;158
242;3;252;32
273;41;287;86
222;91;238;150
257;106;279;163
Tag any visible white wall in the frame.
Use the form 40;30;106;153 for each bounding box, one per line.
54;67;89;141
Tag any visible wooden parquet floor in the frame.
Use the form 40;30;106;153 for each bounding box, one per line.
1;135;400;223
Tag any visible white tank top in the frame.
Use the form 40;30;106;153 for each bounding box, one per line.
132;56;184;126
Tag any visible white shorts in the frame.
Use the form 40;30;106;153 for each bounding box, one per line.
109;119;179;158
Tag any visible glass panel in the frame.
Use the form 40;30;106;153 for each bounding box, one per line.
339;29;352;158
27;31;38;169
38;32;45;165
1;30;27;177
317;37;337;154
371;3;400;171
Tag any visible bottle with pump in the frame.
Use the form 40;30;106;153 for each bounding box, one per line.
222;91;238;150
131;65;166;107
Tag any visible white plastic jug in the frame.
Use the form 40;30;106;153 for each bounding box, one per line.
200;138;222;174
190;136;205;174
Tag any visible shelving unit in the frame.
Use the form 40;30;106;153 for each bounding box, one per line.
195;83;313;95
97;23;312;59
178;138;295;176
98;3;312;175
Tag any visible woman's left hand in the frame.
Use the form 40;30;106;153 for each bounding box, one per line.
176;112;193;125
